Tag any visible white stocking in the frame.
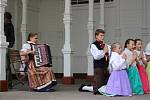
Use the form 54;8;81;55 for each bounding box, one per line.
82;86;93;92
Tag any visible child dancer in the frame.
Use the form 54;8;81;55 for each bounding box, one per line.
100;43;132;96
135;39;150;93
78;29;110;94
123;39;144;95
145;42;150;86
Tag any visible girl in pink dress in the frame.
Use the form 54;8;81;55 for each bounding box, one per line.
135;39;150;93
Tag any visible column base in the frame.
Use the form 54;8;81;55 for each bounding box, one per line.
62;76;75;84
0;80;8;92
86;75;94;82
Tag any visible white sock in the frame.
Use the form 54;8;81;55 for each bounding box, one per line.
82;86;93;92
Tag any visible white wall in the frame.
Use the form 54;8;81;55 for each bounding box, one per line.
38;0;64;73
71;2;117;73
119;0;150;47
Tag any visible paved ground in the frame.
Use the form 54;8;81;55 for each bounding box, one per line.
0;79;150;100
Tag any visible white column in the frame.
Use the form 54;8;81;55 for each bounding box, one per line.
14;0;18;49
62;0;74;84
99;0;105;29
86;0;94;81
141;0;148;46
0;0;8;91
115;0;121;42
21;0;28;45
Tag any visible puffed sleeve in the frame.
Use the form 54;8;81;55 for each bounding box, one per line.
109;52;126;71
20;43;31;52
90;44;105;60
122;50;132;67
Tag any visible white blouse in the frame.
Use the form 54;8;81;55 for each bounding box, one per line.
123;48;136;67
20;41;35;52
108;52;127;73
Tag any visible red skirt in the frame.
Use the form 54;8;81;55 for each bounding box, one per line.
137;65;150;93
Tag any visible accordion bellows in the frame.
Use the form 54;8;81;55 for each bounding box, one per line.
31;44;52;67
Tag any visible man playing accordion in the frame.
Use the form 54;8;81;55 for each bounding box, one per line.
20;32;57;92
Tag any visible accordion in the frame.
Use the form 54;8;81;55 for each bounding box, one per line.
31;44;52;67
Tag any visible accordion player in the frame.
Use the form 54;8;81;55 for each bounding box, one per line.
31;44;52;67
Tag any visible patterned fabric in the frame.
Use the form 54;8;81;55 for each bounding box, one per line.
127;65;144;95
137;65;150;93
28;60;56;89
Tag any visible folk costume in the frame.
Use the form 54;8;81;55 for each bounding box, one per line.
90;41;110;94
135;50;150;93
123;48;144;95
105;52;132;96
21;41;56;92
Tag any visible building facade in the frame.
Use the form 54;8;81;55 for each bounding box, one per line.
0;0;150;91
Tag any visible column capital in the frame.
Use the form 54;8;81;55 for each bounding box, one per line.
63;13;72;23
0;0;7;6
22;0;28;4
87;21;94;30
99;24;105;29
62;48;72;54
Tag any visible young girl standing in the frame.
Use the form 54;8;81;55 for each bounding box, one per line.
135;39;150;93
123;39;144;95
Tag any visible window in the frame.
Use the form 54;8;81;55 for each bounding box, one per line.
71;0;88;5
71;0;114;5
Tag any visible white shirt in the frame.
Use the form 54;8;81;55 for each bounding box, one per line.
108;52;127;73
90;44;111;60
20;41;35;52
20;41;35;73
123;48;136;67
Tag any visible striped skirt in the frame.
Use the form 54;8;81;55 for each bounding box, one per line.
27;60;56;89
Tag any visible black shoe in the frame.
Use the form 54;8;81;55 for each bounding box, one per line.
47;88;55;92
52;81;57;86
33;88;55;92
47;81;57;89
32;89;47;92
78;84;90;92
78;84;85;91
